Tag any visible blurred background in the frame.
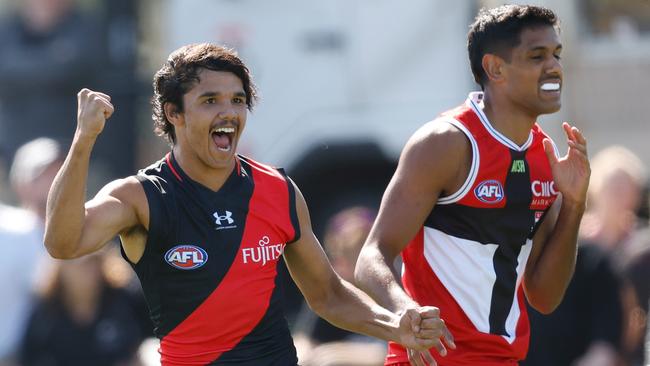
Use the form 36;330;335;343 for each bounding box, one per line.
0;0;648;365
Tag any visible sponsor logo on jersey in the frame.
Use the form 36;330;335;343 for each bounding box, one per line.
531;180;557;197
474;180;504;203
165;245;208;270
511;160;526;173
242;235;286;266
530;180;558;207
213;210;237;230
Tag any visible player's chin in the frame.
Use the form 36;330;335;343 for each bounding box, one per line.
208;147;235;168
537;100;561;115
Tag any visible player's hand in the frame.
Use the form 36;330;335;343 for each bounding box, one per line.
76;88;114;138
397;306;455;366
543;122;590;207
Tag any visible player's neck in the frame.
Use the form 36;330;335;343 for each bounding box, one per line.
172;145;235;192
482;92;537;146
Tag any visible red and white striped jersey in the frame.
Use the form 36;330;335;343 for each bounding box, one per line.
386;92;559;366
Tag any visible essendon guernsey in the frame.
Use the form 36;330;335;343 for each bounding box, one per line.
122;153;300;365
386;92;559;366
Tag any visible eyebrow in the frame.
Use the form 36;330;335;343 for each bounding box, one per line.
197;91;247;99
528;44;563;52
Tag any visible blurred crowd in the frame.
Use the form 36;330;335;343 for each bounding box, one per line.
0;1;649;366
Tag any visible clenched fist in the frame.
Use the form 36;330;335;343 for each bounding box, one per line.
76;89;114;138
396;306;455;366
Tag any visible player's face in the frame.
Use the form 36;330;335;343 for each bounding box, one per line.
501;25;563;116
179;69;248;169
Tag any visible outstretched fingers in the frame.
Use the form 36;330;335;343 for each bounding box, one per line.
562;122;588;156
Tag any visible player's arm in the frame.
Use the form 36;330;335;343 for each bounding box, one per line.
44;89;145;259
284;181;450;354
354;121;468;313
524;123;590;313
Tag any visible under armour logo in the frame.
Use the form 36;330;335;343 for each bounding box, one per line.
213;211;234;226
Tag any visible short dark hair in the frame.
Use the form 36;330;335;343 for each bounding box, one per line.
467;4;559;88
152;43;258;144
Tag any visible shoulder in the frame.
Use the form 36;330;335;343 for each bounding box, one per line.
97;176;145;199
401;118;471;170
94;176;148;217
239;155;287;180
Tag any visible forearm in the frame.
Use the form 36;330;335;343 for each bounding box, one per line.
354;244;419;312
310;278;403;343
44;131;96;258
526;199;585;312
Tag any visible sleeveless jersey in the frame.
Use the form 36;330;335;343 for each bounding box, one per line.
386;92;559;365
123;153;300;366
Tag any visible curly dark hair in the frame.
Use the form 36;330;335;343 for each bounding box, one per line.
151;43;258;144
467;4;559;89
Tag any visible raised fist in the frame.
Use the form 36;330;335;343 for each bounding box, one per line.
76;88;114;138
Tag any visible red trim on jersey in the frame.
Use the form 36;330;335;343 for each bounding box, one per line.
385;229;527;366
235;155;242;176
159;158;295;365
166;153;183;182
240;156;297;244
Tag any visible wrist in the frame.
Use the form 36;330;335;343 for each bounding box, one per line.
384;311;403;344
560;196;586;214
74;129;99;145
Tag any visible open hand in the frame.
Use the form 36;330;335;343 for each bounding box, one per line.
543;122;590;206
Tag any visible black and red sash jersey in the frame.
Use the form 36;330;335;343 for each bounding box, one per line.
123;153;300;365
386;92;559;366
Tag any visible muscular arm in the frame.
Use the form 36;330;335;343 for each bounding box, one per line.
284;181;448;352
354;121;469;313
44;89;146;259
524;123;590;313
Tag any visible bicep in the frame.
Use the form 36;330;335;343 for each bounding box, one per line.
365;124;464;259
283;182;339;303
76;178;145;256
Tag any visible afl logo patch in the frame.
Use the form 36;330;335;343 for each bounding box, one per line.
474;180;504;204
165;245;208;270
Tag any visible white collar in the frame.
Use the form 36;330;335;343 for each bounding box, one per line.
465;92;533;152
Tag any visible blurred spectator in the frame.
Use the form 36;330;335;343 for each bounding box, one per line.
9;138;150;365
585;146;648;366
293;206;385;366
618;186;650;366
10;137;64;221
580;146;648;252
19;250;146;366
0;138;64;363
0;0;139;183
0;203;42;364
620;228;650;366
525;145;648;366
0;0;103;159
525;243;625;366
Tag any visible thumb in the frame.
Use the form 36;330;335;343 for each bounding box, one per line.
543;138;558;167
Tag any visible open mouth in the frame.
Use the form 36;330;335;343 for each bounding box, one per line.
210;126;236;152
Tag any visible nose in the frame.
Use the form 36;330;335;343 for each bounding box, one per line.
545;55;562;77
217;107;237;121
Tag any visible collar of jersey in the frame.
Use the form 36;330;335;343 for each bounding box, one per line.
465;91;533;152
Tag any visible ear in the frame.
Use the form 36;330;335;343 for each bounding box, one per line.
164;102;183;127
482;53;506;84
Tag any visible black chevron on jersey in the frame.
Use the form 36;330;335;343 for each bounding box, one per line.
489;150;534;336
